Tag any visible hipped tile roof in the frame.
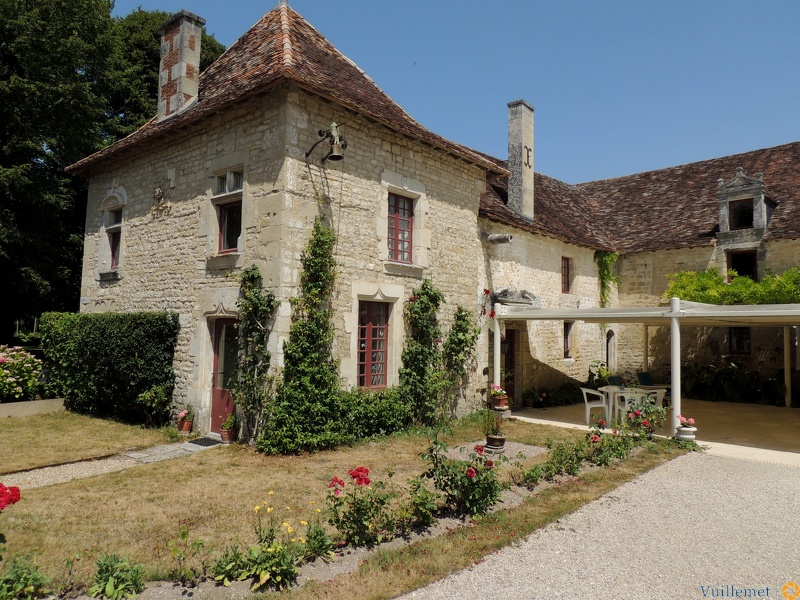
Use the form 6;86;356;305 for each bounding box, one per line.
67;4;504;176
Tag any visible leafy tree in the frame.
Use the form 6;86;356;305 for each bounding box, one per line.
665;267;800;304
0;1;224;341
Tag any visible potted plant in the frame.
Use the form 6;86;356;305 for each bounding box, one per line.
220;413;238;444
177;408;194;433
675;414;697;441
489;384;508;409
480;409;505;449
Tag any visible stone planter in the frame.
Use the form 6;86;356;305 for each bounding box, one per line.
486;433;506;450
675;425;697;442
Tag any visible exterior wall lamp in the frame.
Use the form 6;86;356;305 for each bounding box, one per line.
305;122;347;162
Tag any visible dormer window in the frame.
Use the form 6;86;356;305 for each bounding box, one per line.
728;199;754;230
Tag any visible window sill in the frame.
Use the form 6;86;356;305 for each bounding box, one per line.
383;261;424;278
98;270;121;282
206;253;242;271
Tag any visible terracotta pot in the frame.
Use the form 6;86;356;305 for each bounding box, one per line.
490;395;508;409
486;433;506;449
177;419;193;433
220;429;236;444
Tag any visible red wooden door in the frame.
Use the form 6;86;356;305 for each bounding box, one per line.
211;319;237;433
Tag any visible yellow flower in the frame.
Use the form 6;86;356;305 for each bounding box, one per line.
285;506;291;510
300;520;308;526
282;522;289;528
300;538;306;544
253;506;261;513
268;491;274;496
316;509;321;513
267;507;274;513
263;500;269;506
287;527;293;533
291;538;296;542
309;500;316;505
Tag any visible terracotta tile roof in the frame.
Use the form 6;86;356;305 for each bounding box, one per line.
479;142;800;253
480;166;614;250
68;5;504;176
576;141;800;253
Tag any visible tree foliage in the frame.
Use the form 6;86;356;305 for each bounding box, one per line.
665;268;800;305
0;1;224;340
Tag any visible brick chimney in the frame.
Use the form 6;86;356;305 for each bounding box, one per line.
507;100;535;220
157;10;205;122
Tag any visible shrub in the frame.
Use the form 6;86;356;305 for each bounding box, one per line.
40;312;179;425
0;553;50;600
87;554;144;600
394;477;439;535
337;387;413;441
210;545;247;587
327;467;395;547
421;441;504;516
0;346;42;402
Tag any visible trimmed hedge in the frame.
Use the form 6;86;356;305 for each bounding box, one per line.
40;311;180;425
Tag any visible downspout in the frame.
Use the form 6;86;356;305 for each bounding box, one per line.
493;303;502;389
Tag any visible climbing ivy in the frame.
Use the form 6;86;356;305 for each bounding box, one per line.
594;251;621;307
257;217;342;454
665;267;800;305
399;281;480;425
231;265;277;440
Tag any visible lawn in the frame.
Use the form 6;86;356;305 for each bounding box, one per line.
0;415;684;598
0;411;171;473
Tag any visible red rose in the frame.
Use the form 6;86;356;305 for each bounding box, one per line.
328;476;345;489
488;310;496;319
598;420;606;427
591;434;600;443
634;410;641;417
334;488;341;497
483;288;491;296
466;467;477;479
486;460;494;469
474;444;485;455
0;483;20;511
642;419;649;427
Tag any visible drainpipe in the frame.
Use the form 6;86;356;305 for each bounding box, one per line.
670;297;682;434
493;304;502;389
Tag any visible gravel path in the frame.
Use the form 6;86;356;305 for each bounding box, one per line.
402;452;800;599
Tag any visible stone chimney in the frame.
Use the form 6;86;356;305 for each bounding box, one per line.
157;10;205;122
507;100;535;220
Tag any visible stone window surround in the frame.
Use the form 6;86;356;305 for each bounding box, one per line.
97;185;127;280
204;151;249;270
563;320;575;360
378;170;429;278
343;281;405;389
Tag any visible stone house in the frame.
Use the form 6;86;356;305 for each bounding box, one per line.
67;4;800;433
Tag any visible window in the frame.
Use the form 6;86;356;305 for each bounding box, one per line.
727;250;758;281
563;321;574;359
388;193;413;264
561;257;571;293
107;209;123;269
218;201;242;253
213;168;244;254
358;301;389;388
729;327;751;355
728;199;754;230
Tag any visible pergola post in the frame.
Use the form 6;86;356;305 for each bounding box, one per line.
493;304;502;389
670;297;682;434
784;326;792;408
643;325;649;371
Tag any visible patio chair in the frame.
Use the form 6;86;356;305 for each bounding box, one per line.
614;390;656;419
580;387;609;426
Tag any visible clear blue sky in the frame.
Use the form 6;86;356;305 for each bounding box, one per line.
112;0;800;184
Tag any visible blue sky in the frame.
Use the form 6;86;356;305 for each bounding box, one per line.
112;0;800;184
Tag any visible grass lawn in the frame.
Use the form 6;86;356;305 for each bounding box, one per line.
1;417;685;598
0;411;171;473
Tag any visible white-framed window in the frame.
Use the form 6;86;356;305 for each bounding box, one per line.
212;168;244;254
98;188;127;277
107;208;123;269
357;301;390;389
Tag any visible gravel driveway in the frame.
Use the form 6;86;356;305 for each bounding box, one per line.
402;452;800;599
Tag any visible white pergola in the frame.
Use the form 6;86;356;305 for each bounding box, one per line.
492;297;800;432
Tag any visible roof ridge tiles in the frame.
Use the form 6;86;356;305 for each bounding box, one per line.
279;3;294;72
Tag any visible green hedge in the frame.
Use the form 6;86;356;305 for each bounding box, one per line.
40;311;180;425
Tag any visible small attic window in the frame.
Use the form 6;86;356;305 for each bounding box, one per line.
728;199;754;230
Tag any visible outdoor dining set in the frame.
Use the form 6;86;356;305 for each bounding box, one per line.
580;379;670;426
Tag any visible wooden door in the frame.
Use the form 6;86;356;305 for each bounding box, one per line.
211;319;237;433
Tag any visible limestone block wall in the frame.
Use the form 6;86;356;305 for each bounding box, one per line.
616;241;797;382
483;223;603;397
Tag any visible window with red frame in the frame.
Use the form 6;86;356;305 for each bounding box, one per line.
561;257;571;293
388;193;413;263
108;209;122;269
358;301;389;388
218;201;242;253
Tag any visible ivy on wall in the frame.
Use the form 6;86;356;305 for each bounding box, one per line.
665;267;800;304
594;251;621;307
231;265;277;440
